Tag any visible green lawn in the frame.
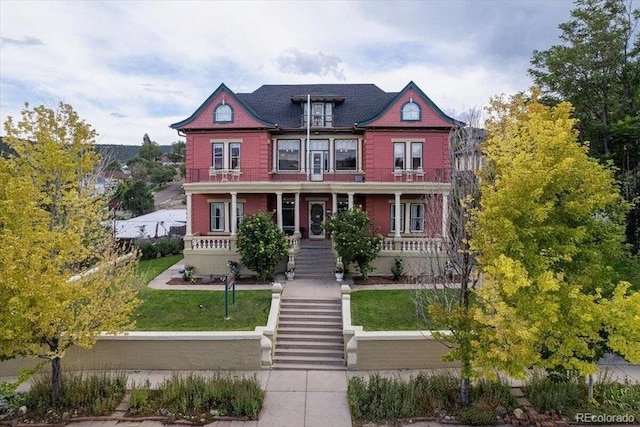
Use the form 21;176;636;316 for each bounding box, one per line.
132;255;272;331
351;289;423;331
136;254;184;285
133;288;272;331
351;289;460;331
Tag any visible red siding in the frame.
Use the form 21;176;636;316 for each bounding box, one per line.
364;131;450;182
364;89;454;128
183;90;268;129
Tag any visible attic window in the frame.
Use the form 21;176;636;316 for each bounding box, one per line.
401;101;421;121
214;103;233;123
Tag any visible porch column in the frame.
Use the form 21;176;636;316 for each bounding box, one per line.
348;192;354;209
394;192;402;238
442;192;449;239
332;192;338;215
276;191;283;231
186;192;192;235
230;191;238;235
223;202;230;233
294;192;300;234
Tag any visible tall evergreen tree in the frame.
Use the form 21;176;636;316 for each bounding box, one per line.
530;0;640;250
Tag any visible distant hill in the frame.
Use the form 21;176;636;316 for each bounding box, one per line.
94;144;172;164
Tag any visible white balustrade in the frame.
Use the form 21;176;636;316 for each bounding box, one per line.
190;236;232;250
380;238;446;253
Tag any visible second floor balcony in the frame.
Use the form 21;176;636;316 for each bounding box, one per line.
187;167;448;185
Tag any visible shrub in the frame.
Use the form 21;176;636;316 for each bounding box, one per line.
457;405;499;425
325;207;383;279
23;370;126;416
134;237;183;260
391;257;404;281
524;371;586;414
237;211;288;281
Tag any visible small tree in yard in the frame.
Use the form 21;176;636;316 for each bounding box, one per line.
326;207;382;279
412;109;483;407
236;211;288;281
0;102;140;405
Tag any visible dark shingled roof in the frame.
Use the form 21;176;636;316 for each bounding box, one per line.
236;84;396;128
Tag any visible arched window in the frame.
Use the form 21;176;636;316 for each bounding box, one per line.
401;102;420;121
214;104;233;123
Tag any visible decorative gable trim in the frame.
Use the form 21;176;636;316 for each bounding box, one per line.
170;83;276;129
357;81;463;127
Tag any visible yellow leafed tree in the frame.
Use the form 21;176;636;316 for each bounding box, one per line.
470;89;640;379
0;102;140;403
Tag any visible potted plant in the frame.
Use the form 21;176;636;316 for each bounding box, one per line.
334;265;344;281
183;265;194;282
285;265;295;280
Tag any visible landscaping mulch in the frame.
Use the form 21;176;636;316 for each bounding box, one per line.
351;275;415;286
166;276;269;286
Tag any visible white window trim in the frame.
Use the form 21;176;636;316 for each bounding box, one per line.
276;139;302;172
389;200;426;234
208;198;246;234
391;139;426;171
210;139;242;172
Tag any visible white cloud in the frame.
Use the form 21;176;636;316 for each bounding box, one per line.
0;0;574;145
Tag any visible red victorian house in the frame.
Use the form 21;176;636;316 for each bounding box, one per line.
171;81;458;277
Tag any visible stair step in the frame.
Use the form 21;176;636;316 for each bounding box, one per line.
278;315;341;323
271;363;346;371
276;340;344;350
275;348;343;358
272;355;345;366
279;310;341;315
277;335;344;343
277;326;342;335
278;321;341;329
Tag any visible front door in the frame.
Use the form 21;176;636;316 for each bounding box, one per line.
310;151;324;182
308;202;325;239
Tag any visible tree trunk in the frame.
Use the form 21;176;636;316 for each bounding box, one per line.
51;356;62;406
461;377;471;407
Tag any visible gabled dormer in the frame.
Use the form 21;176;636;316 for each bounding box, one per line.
357;81;462;129
170;83;276;131
290;94;345;128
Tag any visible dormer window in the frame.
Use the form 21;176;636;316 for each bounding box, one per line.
303;102;333;127
401;101;421;121
214;103;233;123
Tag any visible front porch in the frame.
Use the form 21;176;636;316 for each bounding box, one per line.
183;234;447;278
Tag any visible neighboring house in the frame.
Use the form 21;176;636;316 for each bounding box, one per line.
114;209;187;240
95;170;130;196
171;81;461;275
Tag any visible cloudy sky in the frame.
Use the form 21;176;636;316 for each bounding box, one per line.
0;0;574;146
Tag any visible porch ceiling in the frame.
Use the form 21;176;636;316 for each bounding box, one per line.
183;181;450;195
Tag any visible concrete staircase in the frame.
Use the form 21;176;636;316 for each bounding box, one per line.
273;297;345;370
293;241;336;279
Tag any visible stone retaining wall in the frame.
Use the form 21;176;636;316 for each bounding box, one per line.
0;331;264;377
